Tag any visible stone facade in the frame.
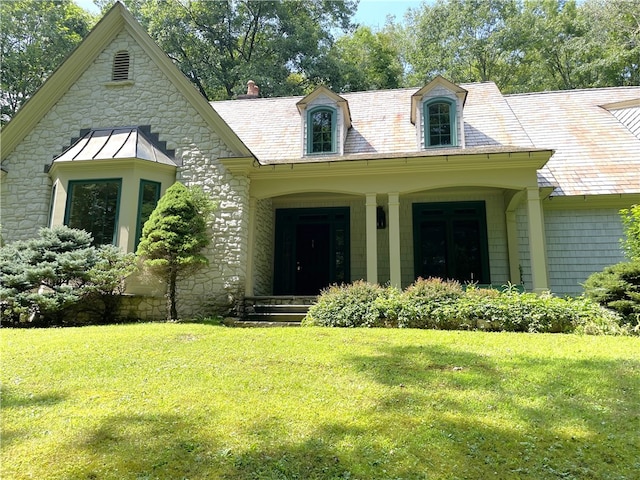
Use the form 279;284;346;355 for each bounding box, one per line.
1;29;249;318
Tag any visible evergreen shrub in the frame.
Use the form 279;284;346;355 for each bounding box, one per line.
0;226;136;327
583;260;640;331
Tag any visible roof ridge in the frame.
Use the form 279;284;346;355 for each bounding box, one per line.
506;85;640;98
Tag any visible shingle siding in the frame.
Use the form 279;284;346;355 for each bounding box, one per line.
544;208;627;296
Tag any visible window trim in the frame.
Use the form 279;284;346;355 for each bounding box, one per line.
423;97;457;148
64;178;122;245
307;106;337;155
135;179;162;248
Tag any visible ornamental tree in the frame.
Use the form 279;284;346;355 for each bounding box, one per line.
136;182;214;321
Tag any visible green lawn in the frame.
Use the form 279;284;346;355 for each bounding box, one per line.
2;324;639;480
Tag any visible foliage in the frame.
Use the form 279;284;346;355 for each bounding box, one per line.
97;0;357;99
303;280;389;327
396;277;464;329
326;25;404;91
403;0;520;88
304;278;630;335
3;324;640;479
136;182;215;321
583;260;640;331
0;226;136;326
0;0;94;124
620;204;640;260
401;0;639;93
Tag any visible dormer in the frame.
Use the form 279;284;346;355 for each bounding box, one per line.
297;86;351;156
411;76;467;149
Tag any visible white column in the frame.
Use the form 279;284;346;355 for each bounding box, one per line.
526;187;549;293
388;192;401;288
505;209;521;285
365;193;378;284
244;196;257;297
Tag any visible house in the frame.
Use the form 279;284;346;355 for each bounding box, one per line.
1;3;639;319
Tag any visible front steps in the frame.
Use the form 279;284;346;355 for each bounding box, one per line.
234;296;317;326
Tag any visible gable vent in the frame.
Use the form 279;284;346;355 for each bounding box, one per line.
112;51;130;81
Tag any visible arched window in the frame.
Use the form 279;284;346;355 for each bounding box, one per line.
308;107;336;154
424;99;456;147
112;51;130;81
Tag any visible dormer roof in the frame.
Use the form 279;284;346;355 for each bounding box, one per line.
296;85;352;129
410;75;468;124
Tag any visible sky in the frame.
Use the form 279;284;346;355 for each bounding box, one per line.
75;1;425;29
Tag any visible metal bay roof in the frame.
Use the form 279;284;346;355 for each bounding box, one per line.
53;127;177;166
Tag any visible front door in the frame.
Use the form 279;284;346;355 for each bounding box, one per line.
274;208;350;295
413;201;490;284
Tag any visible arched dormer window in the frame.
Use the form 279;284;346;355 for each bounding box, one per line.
308;107;337;154
424;98;457;147
112;51;130;81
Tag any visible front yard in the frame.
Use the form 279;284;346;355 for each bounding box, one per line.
2;323;639;479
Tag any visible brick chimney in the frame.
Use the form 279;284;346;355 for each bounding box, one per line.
238;80;260;99
247;80;259;97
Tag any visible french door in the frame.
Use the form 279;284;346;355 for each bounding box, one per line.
413;201;490;284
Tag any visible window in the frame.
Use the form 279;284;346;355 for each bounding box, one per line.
413;201;489;284
65;179;121;245
308;107;336;154
112;51;130;81
135;180;161;247
424;99;456;147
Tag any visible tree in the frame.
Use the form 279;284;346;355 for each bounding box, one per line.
327;25;404;92
621;205;640;261
136;182;214;321
97;0;357;99
0;226;136;326
0;0;94;124
581;0;640;87
403;0;520;88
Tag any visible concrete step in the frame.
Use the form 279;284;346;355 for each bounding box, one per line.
245;311;306;323
252;304;310;314
232;319;302;328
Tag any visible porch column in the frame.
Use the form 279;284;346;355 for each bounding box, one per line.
244;196;257;297
365;193;378;284
505;209;521;284
388;192;402;288
526;187;549;293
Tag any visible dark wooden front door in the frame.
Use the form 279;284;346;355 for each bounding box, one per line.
274;208;349;295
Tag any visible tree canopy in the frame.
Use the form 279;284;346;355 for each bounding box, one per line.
0;0;94;124
97;0;358;99
402;0;640;93
1;0;637;124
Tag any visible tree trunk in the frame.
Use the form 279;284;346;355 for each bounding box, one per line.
168;266;178;321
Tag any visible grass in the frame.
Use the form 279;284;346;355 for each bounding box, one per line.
1;323;639;480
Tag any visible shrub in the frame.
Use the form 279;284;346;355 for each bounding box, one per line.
303;281;388;327
583;260;640;331
397;277;463;329
0;226;136;327
620;204;640;260
304;278;631;335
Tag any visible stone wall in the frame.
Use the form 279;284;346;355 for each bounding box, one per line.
1;29;249;318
